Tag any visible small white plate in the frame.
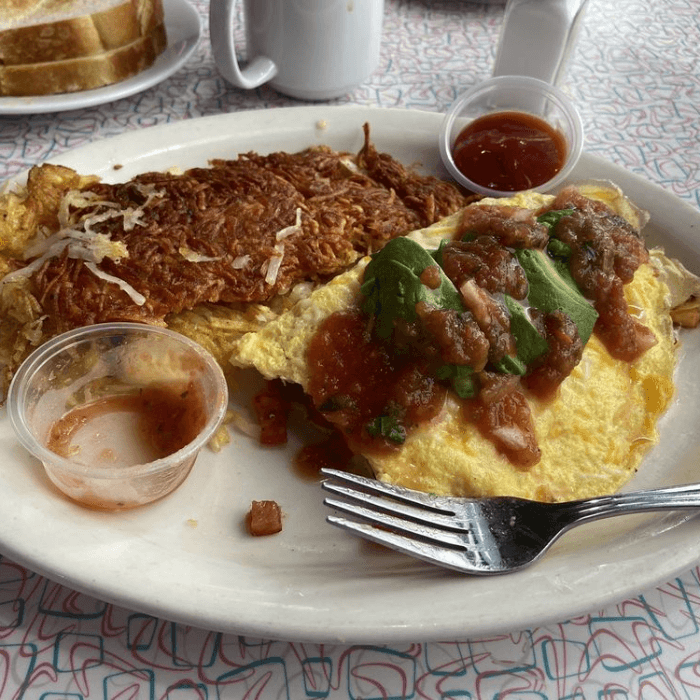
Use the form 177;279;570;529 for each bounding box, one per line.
0;106;699;644
0;0;202;115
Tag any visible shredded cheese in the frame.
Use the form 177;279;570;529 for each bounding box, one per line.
179;246;221;263
84;262;146;306
339;157;362;174
4;185;165;301
265;243;286;286
264;208;304;286
232;255;251;269
275;208;303;241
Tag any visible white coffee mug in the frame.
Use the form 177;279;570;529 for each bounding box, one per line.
210;0;384;101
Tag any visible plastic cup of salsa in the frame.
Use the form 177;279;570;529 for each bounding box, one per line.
8;323;228;510
439;75;584;197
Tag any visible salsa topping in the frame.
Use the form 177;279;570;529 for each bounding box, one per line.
304;189;655;467
550;188;655;361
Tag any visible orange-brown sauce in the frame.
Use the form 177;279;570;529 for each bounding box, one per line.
453;110;567;192
47;382;206;463
294;433;355;480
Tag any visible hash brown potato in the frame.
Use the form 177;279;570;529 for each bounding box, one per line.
0;131;472;400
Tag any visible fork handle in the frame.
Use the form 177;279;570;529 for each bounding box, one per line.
562;482;700;523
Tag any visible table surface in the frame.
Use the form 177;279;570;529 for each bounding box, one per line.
1;0;700;698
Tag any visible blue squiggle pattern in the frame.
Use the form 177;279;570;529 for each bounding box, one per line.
2;560;700;697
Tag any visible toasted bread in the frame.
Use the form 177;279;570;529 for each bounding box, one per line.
0;22;166;96
2;0;138;27
0;0;166;96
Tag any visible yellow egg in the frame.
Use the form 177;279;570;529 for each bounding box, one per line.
230;188;696;502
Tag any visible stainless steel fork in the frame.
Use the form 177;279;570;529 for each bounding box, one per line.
321;467;700;575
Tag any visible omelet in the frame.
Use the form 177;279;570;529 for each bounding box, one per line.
230;185;700;502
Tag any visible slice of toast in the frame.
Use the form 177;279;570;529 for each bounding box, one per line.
0;20;166;95
0;0;166;95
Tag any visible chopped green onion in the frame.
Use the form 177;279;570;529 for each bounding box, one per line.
366;415;406;444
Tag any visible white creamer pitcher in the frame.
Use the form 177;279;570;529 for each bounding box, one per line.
493;0;590;85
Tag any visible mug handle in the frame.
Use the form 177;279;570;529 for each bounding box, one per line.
209;0;278;89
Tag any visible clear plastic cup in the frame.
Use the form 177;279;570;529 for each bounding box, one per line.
439;75;584;197
8;323;228;510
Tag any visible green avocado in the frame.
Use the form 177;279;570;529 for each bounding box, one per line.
359;231;598;385
435;364;477;398
360;237;464;339
361;237;478;396
493;295;549;375
515;248;598;345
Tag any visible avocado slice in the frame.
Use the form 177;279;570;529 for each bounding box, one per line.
494;294;550;375
435;363;477;398
515;248;598;345
361;237;464;339
360;234;597;386
361;238;479;395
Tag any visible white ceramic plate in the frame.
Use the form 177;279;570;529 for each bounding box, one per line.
1;106;699;644
0;0;201;115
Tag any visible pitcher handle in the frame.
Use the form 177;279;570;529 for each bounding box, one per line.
209;0;277;89
492;0;589;85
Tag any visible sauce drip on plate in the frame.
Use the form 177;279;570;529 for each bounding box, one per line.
452;110;567;192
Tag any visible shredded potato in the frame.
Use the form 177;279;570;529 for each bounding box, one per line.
0;278;46;401
1;164;99;256
0;131;502;402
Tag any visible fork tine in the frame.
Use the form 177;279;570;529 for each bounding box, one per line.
322;481;468;532
323;497;469;549
321;468;455;514
327;515;492;574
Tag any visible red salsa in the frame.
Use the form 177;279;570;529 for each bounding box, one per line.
47;381;206;462
452;110;567;192
306;310;447;454
252;190;653;470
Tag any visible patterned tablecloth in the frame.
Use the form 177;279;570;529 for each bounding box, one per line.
1;0;700;697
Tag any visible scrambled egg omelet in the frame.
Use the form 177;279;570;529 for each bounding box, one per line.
230;186;699;502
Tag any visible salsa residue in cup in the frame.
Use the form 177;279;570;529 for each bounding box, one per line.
47;381;207;467
452;110;567;192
